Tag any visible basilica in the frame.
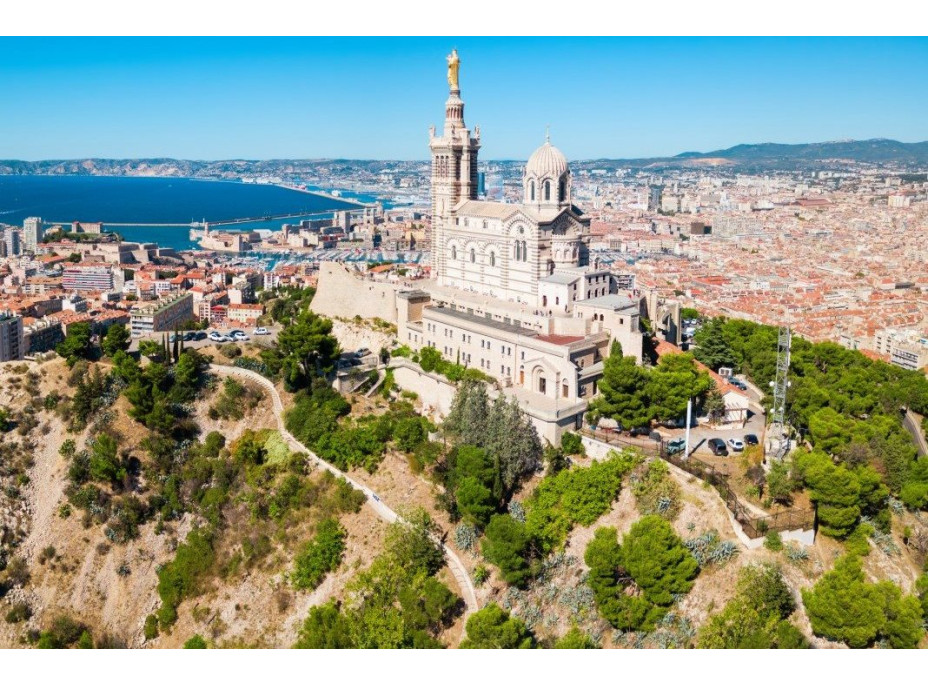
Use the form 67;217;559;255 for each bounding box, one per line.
388;51;646;440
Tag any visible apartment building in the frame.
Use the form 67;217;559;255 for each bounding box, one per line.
130;293;194;337
0;311;25;361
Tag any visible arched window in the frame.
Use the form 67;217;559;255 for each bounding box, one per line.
559;180;566;202
489;252;496;267
520;241;527;262
530;181;535;201
451;245;457;260
470;248;475;263
544;180;551;201
514;242;520;261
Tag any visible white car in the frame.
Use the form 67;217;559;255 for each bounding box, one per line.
232;332;250;342
253;327;270;336
727;438;745;452
208;331;227;343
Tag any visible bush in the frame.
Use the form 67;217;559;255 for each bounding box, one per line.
698;563;806;648
560;432;585;456
482;514;533;587
5;602;32;624
585;517;699;632
630;460;682;521
156;528;215;628
763;530;783;551
291;519;347;591
143;614;159;640
802;555;923;648
459;604;534;649
554;627;599;649
525;450;640;553
183;634;207;649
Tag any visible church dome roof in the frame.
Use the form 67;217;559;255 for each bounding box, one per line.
525;141;569;178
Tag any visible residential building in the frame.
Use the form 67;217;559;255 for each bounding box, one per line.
129;293;194;337
0;311;25;361
23;217;44;252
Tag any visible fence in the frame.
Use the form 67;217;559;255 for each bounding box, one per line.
662;451;815;538
580;427;815;539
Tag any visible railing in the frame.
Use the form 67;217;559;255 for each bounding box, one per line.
661;450;815;538
580;426;815;539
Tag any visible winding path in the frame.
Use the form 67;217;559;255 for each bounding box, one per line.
210;364;479;617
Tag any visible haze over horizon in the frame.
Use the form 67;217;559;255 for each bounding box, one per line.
2;37;926;161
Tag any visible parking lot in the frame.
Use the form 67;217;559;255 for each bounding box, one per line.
658;405;766;458
128;325;280;352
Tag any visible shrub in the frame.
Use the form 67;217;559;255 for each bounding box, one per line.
630;460;682;521
459;604;534;649
802;555;923;648
291;519;347;591
183;634;207;649
482;514;533;587
143;614;159;640
560;432;585;456
763;530;783;551
525;450;640;553
156;528;215;628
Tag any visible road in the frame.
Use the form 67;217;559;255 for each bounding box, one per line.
208;363;479;619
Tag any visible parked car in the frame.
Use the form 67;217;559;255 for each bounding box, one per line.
183;331;196;341
648;430;664;442
253;327;270;336
193;331;207;341
665;437;687;456
232;332;250;342
730;379;748;391
208;331;228;343
707;438;729;456
629;426;650;437
744;433;759;446
228;329;245;337
355;347;372;358
727;438;745;452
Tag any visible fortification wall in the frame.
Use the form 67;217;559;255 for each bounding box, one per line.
311;262;399;323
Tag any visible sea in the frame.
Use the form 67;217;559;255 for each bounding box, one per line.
0;175;373;251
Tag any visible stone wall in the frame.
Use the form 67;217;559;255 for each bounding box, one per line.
311;262;399;323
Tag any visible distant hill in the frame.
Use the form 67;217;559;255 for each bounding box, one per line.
2;139;928;176
675;139;928;165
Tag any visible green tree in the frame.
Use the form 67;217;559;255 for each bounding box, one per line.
138;339;164;360
590;341;652;429
101;323;130;357
692;317;737;371
584;526;658;631
703;386;727;424
293;602;355;649
766;459;794;504
455;477;496;527
646;353;712;422
89;433;125;486
798;451;861;538
801;555;888;648
698;563;807;649
459;604;534;649
56;322;93;366
276;309;339;388
482;514;532;587
620;515;699;607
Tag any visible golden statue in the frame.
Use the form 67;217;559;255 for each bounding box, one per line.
447;49;460;90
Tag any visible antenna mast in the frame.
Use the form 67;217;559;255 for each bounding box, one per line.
766;311;792;463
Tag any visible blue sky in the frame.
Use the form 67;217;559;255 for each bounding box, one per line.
1;37;926;161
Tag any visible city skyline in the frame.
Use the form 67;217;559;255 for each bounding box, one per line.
1;37;927;161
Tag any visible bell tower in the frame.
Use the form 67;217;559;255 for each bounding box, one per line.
429;49;480;285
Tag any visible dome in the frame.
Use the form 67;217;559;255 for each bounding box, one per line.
525;141;569;179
